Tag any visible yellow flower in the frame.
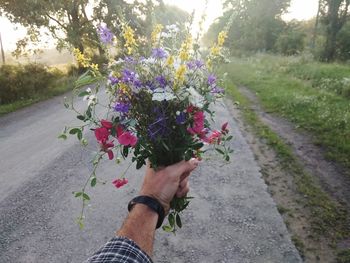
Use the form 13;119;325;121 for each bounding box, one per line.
217;31;228;46
73;48;91;68
123;25;137;55
90;63;99;72
179;36;192;61
151;24;163;46
210;44;221;56
118;83;131;96
175;64;186;85
206;58;212;70
166;55;174;67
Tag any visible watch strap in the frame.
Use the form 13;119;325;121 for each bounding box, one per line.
128;195;165;229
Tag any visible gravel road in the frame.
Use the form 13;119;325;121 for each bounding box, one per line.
0;93;301;262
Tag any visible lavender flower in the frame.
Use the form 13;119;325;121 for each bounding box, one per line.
114;102;130;113
187;60;205;70
97;25;114;44
211;86;225;94
148;105;170;140
108;75;119;85
121;69;142;88
175;111;186;124
151;48;168;59
155;75;167;88
208;74;217;86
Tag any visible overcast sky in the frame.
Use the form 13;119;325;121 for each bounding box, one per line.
0;0;319;52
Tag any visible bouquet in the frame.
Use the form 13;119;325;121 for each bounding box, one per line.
60;21;233;233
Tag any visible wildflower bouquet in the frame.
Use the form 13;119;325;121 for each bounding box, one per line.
60;22;233;232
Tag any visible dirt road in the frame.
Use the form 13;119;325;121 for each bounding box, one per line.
0;93;301;262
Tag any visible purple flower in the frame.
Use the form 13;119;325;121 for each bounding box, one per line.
151;48;168;59
108;75;119;85
176;111;186;124
195;60;205;68
97;25;114;44
121;69;141;88
187;60;204;70
124;56;138;64
208;74;217;86
114;102;130;113
211;86;225;94
148;105;170;140
155;75;167;88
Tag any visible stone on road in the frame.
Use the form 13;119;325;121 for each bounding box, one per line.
0;94;301;262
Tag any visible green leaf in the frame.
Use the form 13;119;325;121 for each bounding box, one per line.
162;225;173;232
74;191;83;198
168;213;175;227
86;107;92;118
82;193;90;201
226;135;233;141
78;91;90;97
176;214;182;228
136;159;145;170
77;130;83;140
122;146;129;158
77;115;85;121
225;155;230;162
75;71;99;88
58;134;67;140
90;177;97;187
64;102;70;109
69;128;81;135
192;142;204;150
215;148;225;155
162;141;170;151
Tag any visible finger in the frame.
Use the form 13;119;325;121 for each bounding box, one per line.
180;171;191;182
176;181;190;198
170;158;200;177
179;177;189;188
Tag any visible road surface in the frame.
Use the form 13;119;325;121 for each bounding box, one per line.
0;93;301;262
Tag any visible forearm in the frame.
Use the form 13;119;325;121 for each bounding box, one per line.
117;203;158;257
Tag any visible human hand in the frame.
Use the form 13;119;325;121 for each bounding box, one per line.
140;159;199;214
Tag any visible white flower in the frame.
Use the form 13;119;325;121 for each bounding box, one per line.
83;94;97;106
160;32;171;38
152;87;176;101
188;86;204;108
166;24;179;33
86;87;92;93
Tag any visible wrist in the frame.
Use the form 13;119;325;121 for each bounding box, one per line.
128;195;166;229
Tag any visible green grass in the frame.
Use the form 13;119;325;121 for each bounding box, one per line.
222;54;350;172
0;76;75;116
224;77;348;246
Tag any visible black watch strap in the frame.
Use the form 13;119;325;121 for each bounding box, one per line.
128;195;165;229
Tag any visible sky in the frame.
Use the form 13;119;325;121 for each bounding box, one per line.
0;0;319;52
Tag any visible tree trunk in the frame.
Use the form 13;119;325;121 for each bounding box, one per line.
311;0;321;49
323;28;338;61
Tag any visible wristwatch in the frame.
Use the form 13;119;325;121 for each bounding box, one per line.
128;195;165;229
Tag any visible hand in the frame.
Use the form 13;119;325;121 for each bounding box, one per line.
140;159;199;214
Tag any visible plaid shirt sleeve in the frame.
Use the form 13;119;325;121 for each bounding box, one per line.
85;236;153;263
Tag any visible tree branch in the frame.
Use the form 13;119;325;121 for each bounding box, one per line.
45;12;68;32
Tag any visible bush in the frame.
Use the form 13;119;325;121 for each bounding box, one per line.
0;63;62;104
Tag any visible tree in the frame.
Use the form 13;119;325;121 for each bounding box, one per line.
319;0;350;61
275;21;306;55
205;0;290;52
0;0;98;56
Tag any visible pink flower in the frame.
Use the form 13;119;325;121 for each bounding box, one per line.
112;178;128;188
187;111;205;135
116;125;138;147
94;127;110;143
221;122;229;134
101;119;113;129
208;130;222;144
101;141;114;160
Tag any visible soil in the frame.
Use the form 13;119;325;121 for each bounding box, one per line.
225;86;350;262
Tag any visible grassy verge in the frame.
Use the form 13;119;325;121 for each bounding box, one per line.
0;76;75;116
222;54;350;171
224;78;348;257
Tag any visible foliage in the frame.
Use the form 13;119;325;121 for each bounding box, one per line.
319;0;350;61
224;54;350;170
204;0;290;52
0;63;65;104
275;21;306;55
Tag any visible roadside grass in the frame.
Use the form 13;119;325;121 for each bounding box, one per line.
224;78;348;256
0;75;75;116
222;55;350;172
